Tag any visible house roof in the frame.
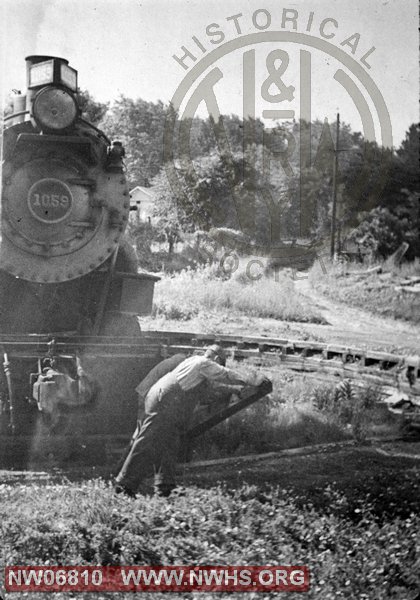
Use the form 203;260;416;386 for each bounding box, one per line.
130;186;155;198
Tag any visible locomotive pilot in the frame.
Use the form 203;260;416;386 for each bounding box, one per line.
115;345;269;497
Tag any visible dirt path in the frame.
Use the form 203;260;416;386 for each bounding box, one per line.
1;440;419;494
179;439;420;492
293;276;420;353
142;276;420;354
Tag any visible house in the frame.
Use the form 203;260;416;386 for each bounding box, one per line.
129;186;156;224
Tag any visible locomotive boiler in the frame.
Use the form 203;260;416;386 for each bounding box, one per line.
0;56;273;468
0;56;160;464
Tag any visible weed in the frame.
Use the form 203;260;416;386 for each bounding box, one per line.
191;369;358;461
311;380;384;442
0;478;419;600
153;264;325;324
309;258;420;324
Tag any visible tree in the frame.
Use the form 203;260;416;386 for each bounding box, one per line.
151;148;268;252
395;123;420;192
345;124;420;260
348;192;420;259
177;150;265;238
270;118;356;242
77;90;108;125
151;170;186;254
101;96;167;187
125;219;160;269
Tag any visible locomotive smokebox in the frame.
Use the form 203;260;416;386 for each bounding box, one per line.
0;56;130;284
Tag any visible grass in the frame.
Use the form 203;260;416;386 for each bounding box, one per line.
309;258;420;324
191;391;349;460
152;263;325;323
0;366;413;600
1;476;419;599
189;364;396;461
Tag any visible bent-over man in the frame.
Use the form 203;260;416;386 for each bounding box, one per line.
115;345;268;497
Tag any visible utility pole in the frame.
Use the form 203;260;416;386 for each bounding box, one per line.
330;112;340;258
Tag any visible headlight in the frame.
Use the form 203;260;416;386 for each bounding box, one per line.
32;86;78;131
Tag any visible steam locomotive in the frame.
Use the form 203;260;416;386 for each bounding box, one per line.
0;56;273;467
0;56;161;464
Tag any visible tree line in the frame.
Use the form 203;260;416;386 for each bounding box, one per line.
4;90;417;261
93;93;418;261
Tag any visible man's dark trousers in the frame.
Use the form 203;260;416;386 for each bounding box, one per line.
116;372;196;495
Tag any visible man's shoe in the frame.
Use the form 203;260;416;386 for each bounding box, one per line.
114;483;136;498
154;484;176;498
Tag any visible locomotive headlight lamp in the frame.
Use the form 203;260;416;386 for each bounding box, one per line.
32;86;78;131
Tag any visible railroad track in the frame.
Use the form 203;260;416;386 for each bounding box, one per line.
150;330;420;400
1;330;419;400
1;330;419;468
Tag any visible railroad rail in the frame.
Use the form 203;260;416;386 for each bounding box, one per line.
1;330;419;466
152;331;420;400
1;330;419;400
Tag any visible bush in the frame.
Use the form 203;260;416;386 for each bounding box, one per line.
191;370;358;461
347;191;420;261
153;264;325;323
312;380;382;442
1;479;419;599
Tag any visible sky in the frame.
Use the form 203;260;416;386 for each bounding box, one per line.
1;0;418;147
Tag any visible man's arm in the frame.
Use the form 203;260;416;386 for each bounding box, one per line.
200;358;263;387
